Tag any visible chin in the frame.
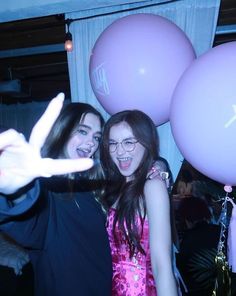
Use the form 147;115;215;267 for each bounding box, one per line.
119;170;134;180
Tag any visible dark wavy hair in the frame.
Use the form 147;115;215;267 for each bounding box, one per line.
41;102;105;181
100;110;159;256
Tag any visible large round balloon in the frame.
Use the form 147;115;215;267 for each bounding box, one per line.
89;13;196;125
170;41;236;185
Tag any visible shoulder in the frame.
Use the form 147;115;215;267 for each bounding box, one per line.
144;179;171;229
144;178;169;205
144;177;167;195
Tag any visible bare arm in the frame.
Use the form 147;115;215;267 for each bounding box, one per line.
145;178;178;296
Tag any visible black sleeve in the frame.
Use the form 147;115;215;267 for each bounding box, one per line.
0;180;48;249
0;181;40;223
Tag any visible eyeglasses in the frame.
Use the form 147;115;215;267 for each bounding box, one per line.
109;139;139;153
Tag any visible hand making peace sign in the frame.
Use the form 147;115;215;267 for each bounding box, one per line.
0;93;93;194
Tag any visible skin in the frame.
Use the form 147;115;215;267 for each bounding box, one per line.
109;121;145;181
65;113;102;159
145;179;177;296
108;121;178;296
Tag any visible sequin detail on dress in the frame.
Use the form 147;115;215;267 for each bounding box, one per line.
106;208;157;296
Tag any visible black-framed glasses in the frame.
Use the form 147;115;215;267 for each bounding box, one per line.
109;139;139;153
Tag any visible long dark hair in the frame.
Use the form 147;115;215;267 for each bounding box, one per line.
41;102;105;181
100;110;159;256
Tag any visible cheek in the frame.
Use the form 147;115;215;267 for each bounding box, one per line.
134;147;146;164
69;135;82;147
65;141;74;158
110;153;119;168
95;141;100;150
66;139;75;152
110;153;116;163
66;136;82;155
91;142;99;155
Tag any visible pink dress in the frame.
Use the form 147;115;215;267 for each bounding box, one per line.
106;208;157;296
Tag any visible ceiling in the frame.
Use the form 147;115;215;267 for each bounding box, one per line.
0;0;235;104
0;14;69;104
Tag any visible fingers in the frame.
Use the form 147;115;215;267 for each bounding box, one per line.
40;158;94;176
0;129;25;150
29;93;65;148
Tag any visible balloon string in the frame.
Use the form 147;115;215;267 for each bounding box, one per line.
211;193;231;296
217;193;229;255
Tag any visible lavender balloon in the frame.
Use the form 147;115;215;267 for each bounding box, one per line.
89;13;196;126
170;41;236;185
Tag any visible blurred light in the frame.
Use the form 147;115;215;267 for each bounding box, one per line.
65;32;73;52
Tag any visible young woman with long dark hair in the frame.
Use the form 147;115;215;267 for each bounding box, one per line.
100;110;177;296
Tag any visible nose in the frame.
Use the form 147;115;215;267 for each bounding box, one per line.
87;138;95;147
116;142;125;155
85;135;96;148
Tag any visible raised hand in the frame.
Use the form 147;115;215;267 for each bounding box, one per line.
0;93;93;194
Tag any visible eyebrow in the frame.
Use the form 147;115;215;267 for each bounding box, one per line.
77;124;102;135
77;123;90;129
109;137;136;142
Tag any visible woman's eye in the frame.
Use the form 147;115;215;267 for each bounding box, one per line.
77;129;87;135
125;141;134;145
109;143;117;148
94;136;101;142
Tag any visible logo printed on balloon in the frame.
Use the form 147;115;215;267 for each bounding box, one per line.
91;63;110;96
224;105;236;128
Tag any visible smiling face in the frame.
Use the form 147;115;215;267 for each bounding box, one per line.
109;121;146;181
65;112;102;159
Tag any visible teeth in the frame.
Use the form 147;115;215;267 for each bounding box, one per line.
118;157;131;161
118;157;131;170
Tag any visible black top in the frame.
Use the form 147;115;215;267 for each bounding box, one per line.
0;178;112;296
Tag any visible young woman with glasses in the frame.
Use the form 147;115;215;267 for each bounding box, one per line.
100;110;178;296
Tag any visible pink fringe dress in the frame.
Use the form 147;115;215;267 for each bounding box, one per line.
106;208;157;296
